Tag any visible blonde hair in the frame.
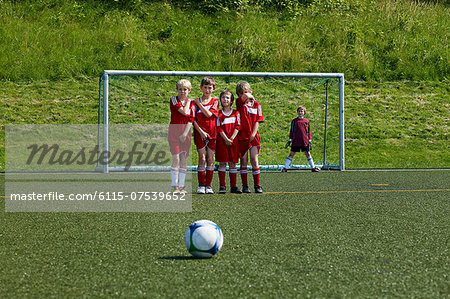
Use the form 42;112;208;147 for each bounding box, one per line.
297;105;306;113
236;81;252;96
176;79;192;90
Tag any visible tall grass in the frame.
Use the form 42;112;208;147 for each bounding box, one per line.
0;0;448;81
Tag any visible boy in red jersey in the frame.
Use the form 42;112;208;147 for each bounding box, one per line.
235;81;264;193
216;90;242;194
193;77;219;194
168;79;195;192
282;105;320;172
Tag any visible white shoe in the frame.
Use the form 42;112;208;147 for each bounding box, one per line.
205;186;214;194
197;186;206;194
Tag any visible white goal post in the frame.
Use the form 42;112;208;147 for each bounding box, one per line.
99;70;345;173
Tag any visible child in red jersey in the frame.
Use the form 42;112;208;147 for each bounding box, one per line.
282;105;320;172
168;79;195;192
193;77;219;194
235;81;264;193
216;90;242;194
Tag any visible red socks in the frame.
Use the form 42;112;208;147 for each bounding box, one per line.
252;168;260;186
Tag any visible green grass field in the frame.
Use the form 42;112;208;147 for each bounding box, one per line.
1;170;448;297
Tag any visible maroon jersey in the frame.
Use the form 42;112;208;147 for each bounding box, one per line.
236;96;264;141
194;97;219;139
289;117;311;147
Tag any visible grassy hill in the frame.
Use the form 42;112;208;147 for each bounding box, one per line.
1;78;448;171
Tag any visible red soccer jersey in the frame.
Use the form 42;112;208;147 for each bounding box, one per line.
289;117;311;147
170;96;195;125
216;109;240;138
216;109;241;163
169;96;195;144
194;97;219;138
236;96;264;141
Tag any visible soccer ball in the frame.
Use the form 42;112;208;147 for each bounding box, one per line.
184;220;223;258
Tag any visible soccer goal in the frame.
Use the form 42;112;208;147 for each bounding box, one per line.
97;71;344;172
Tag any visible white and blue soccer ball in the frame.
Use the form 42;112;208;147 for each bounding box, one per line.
184;220;223;258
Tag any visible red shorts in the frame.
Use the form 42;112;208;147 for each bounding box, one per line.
169;138;191;156
194;132;216;151
238;138;261;156
216;139;240;164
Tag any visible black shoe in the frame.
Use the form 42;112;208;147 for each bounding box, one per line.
230;186;242;194
219;186;227;194
312;167;320;172
242;185;251;193
281;168;287;173
254;185;263;193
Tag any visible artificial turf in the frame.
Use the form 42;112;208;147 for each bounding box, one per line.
0;170;449;297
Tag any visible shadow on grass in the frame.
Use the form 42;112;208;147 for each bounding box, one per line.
159;256;198;260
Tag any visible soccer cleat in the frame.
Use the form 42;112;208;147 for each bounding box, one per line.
219;186;227;194
205;186;214;194
197;186;206;194
281;168;287;173
230;186;242;194
177;186;188;194
242;185;251;193
311;167;320;172
254;185;263;193
172;186;179;192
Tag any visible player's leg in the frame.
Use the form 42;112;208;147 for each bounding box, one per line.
249;146;263;193
240;150;250;193
304;150;319;172
205;147;215;194
239;140;251;193
196;147;206;193
218;162;227;194
282;151;296;172
171;153;180;190
178;152;188;191
228;162;241;193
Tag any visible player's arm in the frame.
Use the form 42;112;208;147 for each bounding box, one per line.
218;131;232;146
194;98;213;118
193;121;209;140
179;122;193;143
286;119;294;148
307;121;312;150
250;102;263;142
230;129;239;142
249;121;259;142
177;98;192;116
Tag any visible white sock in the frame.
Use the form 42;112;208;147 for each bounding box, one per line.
171;167;178;187
178;168;187;187
284;157;293;169
307;157;315;168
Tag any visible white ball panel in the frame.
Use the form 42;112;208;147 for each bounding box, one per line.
192;226;217;251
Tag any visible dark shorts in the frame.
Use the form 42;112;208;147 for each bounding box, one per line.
291;145;310;153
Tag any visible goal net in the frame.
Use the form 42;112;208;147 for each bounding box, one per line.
97;71;344;172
